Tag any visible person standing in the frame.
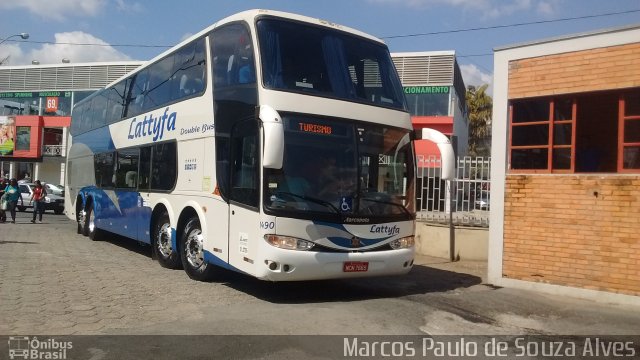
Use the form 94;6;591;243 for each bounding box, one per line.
0;178;7;223
30;180;47;223
3;178;20;223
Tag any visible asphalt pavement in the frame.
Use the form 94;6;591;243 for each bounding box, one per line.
1;209;639;340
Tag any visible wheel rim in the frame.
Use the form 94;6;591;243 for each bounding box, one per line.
156;222;173;257
88;209;95;233
185;228;204;269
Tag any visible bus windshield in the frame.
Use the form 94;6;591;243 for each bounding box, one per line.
265;116;415;221
257;18;407;111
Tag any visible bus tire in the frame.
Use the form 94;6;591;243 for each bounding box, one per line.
85;203;101;241
180;217;215;281
77;213;83;234
76;199;84;234
153;212;182;269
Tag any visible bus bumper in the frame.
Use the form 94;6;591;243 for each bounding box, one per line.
254;244;415;281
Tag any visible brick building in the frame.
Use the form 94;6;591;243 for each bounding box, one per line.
489;25;640;303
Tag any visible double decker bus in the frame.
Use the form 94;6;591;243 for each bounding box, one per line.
66;9;450;281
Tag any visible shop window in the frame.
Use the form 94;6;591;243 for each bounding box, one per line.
509;88;640;173
15;127;31;151
622;92;640;171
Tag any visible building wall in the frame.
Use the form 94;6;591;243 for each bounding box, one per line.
490;25;640;303
508;42;640;99
503;174;640;296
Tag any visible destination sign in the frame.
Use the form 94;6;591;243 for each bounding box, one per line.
298;122;332;135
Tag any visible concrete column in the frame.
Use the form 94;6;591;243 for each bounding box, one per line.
9;162;15;179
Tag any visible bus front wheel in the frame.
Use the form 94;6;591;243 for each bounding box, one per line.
180;217;215;281
153;212;182;269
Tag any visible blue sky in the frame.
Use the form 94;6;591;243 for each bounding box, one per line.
1;0;639;92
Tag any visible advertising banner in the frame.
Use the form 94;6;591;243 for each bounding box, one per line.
0;116;16;156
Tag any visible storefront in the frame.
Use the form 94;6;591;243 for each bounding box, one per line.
0;62;143;184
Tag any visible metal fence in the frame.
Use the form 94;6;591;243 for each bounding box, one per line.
42;145;65;156
416;155;491;227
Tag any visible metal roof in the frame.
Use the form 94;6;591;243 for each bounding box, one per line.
0;61;144;92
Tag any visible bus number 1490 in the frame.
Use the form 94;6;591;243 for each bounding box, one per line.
260;221;275;230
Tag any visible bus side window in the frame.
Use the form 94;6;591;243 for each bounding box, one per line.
138;147;151;191
126;69;149;118
150;142;177;191
115;148;139;189
229;120;259;207
172;37;207;100
212;23;255;88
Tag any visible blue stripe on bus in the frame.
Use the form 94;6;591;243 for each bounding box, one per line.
74;126;116;153
83;186;151;243
171;228;177;252
203;250;248;275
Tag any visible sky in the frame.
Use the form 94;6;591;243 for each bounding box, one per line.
1;0;639;94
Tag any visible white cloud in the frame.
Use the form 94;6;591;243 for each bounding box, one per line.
115;0;144;13
0;44;26;66
0;0;107;21
368;0;558;18
460;63;493;96
2;32;132;65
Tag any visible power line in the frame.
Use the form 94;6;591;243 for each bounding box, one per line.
1;9;638;50
457;53;493;58
380;9;640;39
9;40;171;49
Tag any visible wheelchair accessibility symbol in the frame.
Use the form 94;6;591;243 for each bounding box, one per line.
340;197;352;213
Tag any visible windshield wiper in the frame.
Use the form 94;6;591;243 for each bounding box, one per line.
273;191;340;214
360;196;412;217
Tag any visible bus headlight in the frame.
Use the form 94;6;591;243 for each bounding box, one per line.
389;236;415;249
265;235;315;251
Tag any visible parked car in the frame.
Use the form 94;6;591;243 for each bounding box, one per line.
474;193;490;211
16;183;65;214
44;183;65;196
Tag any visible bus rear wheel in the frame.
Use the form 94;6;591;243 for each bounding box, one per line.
180;217;215;281
153;212;182;269
84;203;102;241
76;198;84;234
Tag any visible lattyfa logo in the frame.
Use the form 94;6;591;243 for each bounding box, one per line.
8;336;72;359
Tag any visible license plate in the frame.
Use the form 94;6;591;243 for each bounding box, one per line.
343;261;369;272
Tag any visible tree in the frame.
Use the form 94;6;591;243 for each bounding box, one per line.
466;84;492;157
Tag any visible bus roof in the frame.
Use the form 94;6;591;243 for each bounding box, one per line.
104;9;386;88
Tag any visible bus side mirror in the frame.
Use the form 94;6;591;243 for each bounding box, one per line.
260;105;284;169
420;128;455;180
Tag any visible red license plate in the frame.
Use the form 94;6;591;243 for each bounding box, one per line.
343;261;369;272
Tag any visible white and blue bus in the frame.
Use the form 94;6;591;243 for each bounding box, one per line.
66;9;437;281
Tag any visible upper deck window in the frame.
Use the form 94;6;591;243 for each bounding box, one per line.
257;18;406;111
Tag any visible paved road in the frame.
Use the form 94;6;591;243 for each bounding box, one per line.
1;210;639;343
